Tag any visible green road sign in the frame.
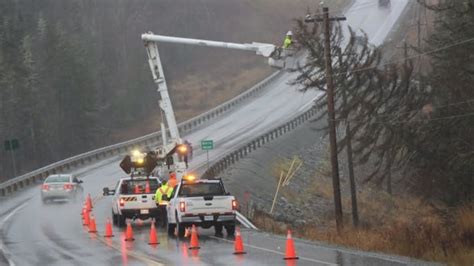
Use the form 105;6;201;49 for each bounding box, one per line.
4;139;19;151
201;140;214;150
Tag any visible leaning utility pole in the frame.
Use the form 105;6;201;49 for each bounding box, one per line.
305;7;346;233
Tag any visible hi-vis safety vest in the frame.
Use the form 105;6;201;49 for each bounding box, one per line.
283;36;292;48
155;185;173;204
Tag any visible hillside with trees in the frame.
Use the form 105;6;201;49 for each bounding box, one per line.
0;0;316;179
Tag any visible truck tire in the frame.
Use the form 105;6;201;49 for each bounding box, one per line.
117;214;126;228
225;224;235;236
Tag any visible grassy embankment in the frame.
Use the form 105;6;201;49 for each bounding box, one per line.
252;156;474;265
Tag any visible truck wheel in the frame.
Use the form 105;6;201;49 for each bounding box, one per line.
214;224;224;237
167;223;176;236
117;214;126;228
225;224;235;236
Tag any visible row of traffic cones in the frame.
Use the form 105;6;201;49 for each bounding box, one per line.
230;228;299;260
80;194;298;260
183;225;298;260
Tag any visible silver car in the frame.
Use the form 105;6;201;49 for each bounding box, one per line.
41;174;83;203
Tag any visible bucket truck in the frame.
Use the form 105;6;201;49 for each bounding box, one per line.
119;32;298;179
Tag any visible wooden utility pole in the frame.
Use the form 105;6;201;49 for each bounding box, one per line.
305;7;346;233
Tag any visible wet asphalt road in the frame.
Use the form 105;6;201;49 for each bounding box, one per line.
0;1;424;265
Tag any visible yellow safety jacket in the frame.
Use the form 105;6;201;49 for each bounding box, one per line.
283;36;292;48
155;184;173;205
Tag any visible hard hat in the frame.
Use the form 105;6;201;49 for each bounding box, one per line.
286;31;293;36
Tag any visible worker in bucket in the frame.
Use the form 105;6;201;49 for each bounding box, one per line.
282;31;293;48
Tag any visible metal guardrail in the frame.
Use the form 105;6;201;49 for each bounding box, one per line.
0;70;283;197
201;105;318;179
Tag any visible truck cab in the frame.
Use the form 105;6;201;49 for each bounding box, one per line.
166;177;237;237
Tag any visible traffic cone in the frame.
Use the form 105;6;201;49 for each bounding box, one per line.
83;209;90;226
145;181;151;194
104;218;114;237
233;227;246;255
188;225;200;249
125;221;134;241
88;213;97;233
86;193;93;210
283;230;299;260
148;222;159;245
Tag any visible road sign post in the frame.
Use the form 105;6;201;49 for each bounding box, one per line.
4;139;19;177
200;140;214;170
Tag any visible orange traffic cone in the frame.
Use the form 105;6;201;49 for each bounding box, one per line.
104;218;114;237
125;221;134;241
148;222;159;245
88;213;97;233
83;209;90;226
233;227;246;255
189;225;200;249
86;193;93;210
145;181;151;194
283;230;299;260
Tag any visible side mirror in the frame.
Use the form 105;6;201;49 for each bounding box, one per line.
225;192;231;195
103;187;110;196
78;180;83;184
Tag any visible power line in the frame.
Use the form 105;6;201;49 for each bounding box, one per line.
334;110;474;125
333;99;474;121
311;2;377;17
381;111;474;125
334;36;474;76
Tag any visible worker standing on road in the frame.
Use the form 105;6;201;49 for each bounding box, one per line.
155;180;173;227
168;171;178;188
282;31;293;48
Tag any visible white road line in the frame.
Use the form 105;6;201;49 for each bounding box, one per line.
0;202;28;266
249;229;415;264
209;236;338;266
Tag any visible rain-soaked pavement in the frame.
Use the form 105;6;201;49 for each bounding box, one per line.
0;1;435;265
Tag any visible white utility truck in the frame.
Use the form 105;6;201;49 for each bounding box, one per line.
103;174;161;227
166;177;237;237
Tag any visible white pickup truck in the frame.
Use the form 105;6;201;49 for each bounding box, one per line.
103;176;161;227
166;178;237;237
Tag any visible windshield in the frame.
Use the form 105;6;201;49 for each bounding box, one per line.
45;175;70;183
178;183;225;197
120;179;160;195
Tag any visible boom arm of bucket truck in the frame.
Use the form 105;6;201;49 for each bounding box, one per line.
139;32;295;178
141;32;296;70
